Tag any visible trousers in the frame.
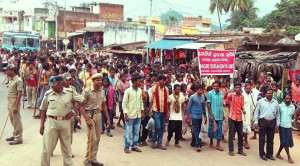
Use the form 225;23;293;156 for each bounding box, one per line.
41;118;72;166
228;118;243;152
26;86;36;107
7;97;23;141
258;118;276;157
85;111;102;163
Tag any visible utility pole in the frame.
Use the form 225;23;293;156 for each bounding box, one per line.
64;0;67;51
55;1;58;55
146;0;153;63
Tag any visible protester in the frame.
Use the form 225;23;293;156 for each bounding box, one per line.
254;88;280;161
101;76;116;137
166;84;186;148
116;73;130;128
123;74;144;153
187;84;207;152
149;75;168;150
242;83;255;149
227;82;247;156
207;82;224;151
276;94;295;164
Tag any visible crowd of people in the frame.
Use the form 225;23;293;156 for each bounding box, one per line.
1;48;300;166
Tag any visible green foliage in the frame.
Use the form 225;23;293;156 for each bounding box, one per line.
284;26;300;36
226;0;257;30
262;0;300;33
161;10;183;26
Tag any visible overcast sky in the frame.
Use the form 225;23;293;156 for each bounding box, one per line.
1;0;281;25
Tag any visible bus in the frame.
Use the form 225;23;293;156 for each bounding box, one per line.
2;32;40;51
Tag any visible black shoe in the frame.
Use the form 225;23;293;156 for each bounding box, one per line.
91;161;104;166
261;155;268;161
6;137;14;141
33;115;40;119
267;156;275;160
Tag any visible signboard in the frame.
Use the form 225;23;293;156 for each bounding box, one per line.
288;70;300;82
198;49;235;75
62;39;70;46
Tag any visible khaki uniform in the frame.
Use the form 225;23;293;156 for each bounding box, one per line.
82;85;106;163
7;75;23;141
39;88;84;166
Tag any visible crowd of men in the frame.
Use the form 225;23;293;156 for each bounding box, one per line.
1;48;300;166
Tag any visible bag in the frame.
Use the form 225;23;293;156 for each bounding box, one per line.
146;118;155;132
200;121;208;139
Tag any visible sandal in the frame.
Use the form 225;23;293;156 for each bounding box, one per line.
215;146;224;151
250;136;256;140
288;158;294;164
165;141;170;146
209;145;215;149
244;143;250;149
174;144;181;148
276;154;283;160
238;151;247;156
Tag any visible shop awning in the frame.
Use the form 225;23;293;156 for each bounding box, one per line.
145;40;193;50
77;26;105;33
67;32;84;37
175;42;216;49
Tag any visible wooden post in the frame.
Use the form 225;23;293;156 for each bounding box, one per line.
281;69;288;91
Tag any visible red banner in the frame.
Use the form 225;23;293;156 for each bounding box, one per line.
288;70;300;82
198;49;235;75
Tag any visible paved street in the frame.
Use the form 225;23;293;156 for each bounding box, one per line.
0;72;300;166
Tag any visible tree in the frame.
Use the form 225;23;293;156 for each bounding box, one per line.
209;0;227;32
261;0;300;32
79;1;98;8
224;0;251;30
225;0;258;30
161;10;183;26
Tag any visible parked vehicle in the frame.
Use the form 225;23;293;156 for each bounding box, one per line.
1;32;40;51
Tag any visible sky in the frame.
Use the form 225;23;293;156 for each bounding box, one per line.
0;0;281;25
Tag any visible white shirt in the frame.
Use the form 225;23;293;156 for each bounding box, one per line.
122;87;144;119
168;93;185;121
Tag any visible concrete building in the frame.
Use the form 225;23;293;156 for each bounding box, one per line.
91;3;124;22
68;22;155;51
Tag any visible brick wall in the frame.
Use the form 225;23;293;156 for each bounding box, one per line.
57;10;101;33
99;3;124;22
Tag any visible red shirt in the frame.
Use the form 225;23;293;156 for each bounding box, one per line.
25;70;38;87
227;93;244;121
292;84;300;102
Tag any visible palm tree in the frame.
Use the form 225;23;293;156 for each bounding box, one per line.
224;0;251;30
209;0;227;32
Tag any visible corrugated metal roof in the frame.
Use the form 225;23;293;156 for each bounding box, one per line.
175;42;216;49
145;40;193;50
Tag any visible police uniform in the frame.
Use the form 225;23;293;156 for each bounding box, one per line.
6;65;24;144
39;76;84;166
82;73;106;165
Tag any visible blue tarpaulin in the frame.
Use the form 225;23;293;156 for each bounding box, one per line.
145;40;194;50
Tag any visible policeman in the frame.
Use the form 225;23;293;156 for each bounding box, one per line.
81;73;110;166
39;76;84;166
5;64;24;145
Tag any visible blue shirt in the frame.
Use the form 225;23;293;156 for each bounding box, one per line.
254;98;280;125
279;103;295;128
207;90;224;121
108;76;115;86
187;94;206;119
